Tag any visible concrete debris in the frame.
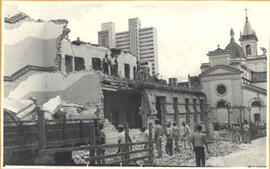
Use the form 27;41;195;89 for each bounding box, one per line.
4;98;37;121
154;136;241;166
5;95;100;121
42;96;62;115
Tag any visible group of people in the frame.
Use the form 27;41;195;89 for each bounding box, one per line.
96;119;210;167
153;119;210;167
230;120;251;144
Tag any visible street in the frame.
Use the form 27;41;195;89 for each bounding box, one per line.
207;137;267;167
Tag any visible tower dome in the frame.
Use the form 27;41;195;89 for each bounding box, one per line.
225;28;246;58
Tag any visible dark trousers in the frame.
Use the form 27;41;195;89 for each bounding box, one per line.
165;138;173;156
194;147;205;167
96;148;105;165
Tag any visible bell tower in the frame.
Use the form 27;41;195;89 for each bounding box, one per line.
239;8;258;57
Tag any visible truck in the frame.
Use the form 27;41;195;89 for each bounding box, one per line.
4;108;99;165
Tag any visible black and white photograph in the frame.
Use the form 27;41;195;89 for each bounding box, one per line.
2;1;269;167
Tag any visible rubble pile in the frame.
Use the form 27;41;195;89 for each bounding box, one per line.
71;129;242;166
4;96;99;121
72;149;89;165
207;140;240;157
217;131;232;141
154;136;241;166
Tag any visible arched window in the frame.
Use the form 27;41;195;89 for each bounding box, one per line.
246;45;251;55
251;101;261;107
216;100;228;109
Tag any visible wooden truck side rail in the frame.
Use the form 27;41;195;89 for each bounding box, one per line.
4;110;99;154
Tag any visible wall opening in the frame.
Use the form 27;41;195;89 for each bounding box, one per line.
74;57;85;71
173;97;179;125
216;100;227;109
92;58;102;71
124;64;130;79
65;55;73;73
193;98;197;122
133;66;136;79
156;96;167;131
199;99;204;121
251;100;261;107
185;98;190;123
254;113;261;122
156;97;162;122
103;90;142;128
246;45;251;55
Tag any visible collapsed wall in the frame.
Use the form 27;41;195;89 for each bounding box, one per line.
5;71;105;120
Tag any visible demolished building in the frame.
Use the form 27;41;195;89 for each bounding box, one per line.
3;10;209;131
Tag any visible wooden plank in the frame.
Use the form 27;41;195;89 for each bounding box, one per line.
38;110;46;164
79;120;83;138
89;119;98;165
18;121;23;146
87;148;150;161
4;144;39;153
124;122;130;164
62;116;66;140
148;122;153;165
40;141;155;154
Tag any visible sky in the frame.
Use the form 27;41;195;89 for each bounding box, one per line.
3;1;270;81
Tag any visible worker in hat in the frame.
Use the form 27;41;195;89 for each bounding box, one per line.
165;122;173;156
172;122;180;153
154;119;162;158
117;124;131;164
96;122;106;165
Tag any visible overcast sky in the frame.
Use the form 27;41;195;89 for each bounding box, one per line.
4;1;270;81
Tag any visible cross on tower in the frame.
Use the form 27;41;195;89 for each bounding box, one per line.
244;8;249;18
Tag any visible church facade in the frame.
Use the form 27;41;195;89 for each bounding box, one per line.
199;13;267;125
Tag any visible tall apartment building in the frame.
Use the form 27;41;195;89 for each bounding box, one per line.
98;18;159;76
98;22;116;48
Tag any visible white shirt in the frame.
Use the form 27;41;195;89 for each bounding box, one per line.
142;130;149;142
118;131;125;144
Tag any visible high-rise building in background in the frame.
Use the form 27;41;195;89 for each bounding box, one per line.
98;22;116;48
98;18;159;76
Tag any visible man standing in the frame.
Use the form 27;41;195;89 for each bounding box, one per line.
191;125;210;167
172;122;180;153
165;122;173;156
182;122;192;150
117;124;131;164
96;122;106;165
154;119;162;158
243;120;251;144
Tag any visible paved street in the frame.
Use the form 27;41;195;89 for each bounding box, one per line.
207;137;267;167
